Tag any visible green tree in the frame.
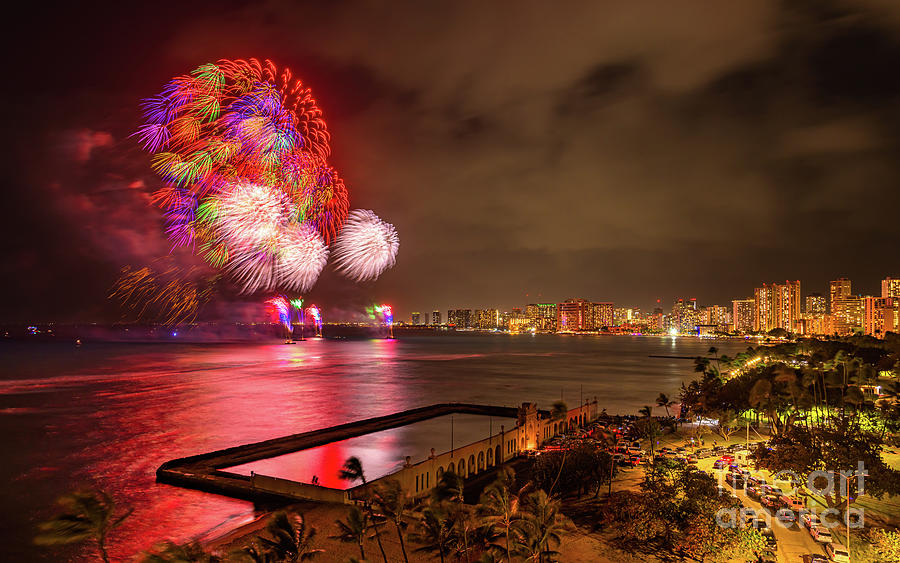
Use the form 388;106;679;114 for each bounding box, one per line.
340;456;388;563
371;478;411;563
432;470;473;562
656;393;675;417
514;490;568;563
140;541;219;562
478;468;521;562
34;489;132;563
410;507;457;563
258;512;323;562
331;505;369;561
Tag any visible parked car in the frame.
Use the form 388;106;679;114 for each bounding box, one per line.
775;508;796;523
802;513;821;529
761;484;784;497
760;495;780;509
780;495;804;512
713;459;727;470
811;526;833;543
727;474;745;489
745;486;761;500
748;475;767;487
760;529;777;548
825;542;850;563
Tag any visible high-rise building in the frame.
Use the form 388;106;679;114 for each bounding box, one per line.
732;299;754;333
432;310;442;325
702;305;731;331
883;277;900;299
832;295;864;335
525;303;557;332
557;299;592;332
448;309;473;328
830;278;852;313
671;298;700;334
864;297;899;337
474;309;500;329
754;281;801;333
805;294;826;315
411;312;421;325
592;302;615;329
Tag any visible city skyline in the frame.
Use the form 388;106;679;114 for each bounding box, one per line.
2;2;900;323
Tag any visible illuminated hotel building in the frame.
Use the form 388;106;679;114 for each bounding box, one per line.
526;303;557;332
448;309;473;328
864;297;899;337
830;278;852;313
883;277;900;299
671;298;700;334
411;312;421;325
702;305;731;331
754;281;800;333
474;309;500;329
732;299;754;333
592;302;615;329
557;299;591;332
432;310;442;325
805;294;826;316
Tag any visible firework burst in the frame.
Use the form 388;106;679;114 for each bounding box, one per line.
331;209;399;282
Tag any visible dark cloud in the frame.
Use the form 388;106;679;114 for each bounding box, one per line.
1;0;899;323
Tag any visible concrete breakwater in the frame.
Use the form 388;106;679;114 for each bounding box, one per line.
158;400;599;504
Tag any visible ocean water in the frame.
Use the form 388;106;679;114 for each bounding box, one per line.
0;333;750;561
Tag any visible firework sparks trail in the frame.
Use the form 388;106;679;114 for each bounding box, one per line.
331;209;399;282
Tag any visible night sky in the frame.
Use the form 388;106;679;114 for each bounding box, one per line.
2;0;899;323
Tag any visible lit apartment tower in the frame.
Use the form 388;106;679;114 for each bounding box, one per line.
448;309;473;328
557;299;592;332
702;305;731;330
754;285;776;332
830;278;852;313
432;310;441;325
864;297;899;337
732;299;754;333
775;281;802;332
592;302;615;329
883;277;900;299
833;296;864;335
805;294;826;315
526;303;558;332
474;309;500;329
671;298;700;334
411;312;421;325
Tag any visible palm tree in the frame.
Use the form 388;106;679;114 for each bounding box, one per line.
331;505;369;561
656;393;674;417
411;506;458;563
34;489;132;563
709;346;720;373
515;490;568;563
372;478;411;563
638;405;652;418
478;469;521;562
340;456;388;563
140;540;219;562
232;541;270;563
547;401;569;497
432;470;472;562
258;512;323;562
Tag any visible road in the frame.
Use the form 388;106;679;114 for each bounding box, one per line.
697;452;839;562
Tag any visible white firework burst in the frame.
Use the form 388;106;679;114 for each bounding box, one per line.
331;209;399;282
275;224;329;292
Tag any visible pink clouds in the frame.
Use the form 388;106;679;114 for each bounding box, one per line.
59;129;114;162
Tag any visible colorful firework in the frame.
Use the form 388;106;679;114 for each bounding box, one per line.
137;59;349;294
331;209;399;282
109;263;219;325
266;295;292;332
307;305;322;336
